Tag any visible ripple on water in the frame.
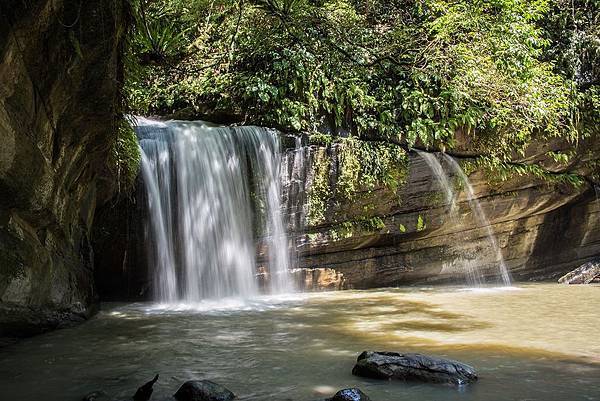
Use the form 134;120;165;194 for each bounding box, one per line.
0;284;599;401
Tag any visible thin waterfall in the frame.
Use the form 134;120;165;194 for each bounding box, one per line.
416;150;512;285
280;135;308;261
135;117;294;302
416;150;484;285
443;154;512;285
415;150;456;210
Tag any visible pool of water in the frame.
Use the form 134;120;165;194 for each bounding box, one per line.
1;284;599;401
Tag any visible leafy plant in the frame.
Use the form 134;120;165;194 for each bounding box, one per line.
123;0;599;185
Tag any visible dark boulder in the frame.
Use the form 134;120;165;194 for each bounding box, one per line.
173;380;236;401
352;351;477;386
329;388;371;401
134;374;159;401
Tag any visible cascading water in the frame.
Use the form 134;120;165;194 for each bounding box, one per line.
443;154;512;285
416;150;456;211
135;117;294;302
416;150;511;285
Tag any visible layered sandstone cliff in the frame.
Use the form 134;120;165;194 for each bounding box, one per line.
280;137;600;288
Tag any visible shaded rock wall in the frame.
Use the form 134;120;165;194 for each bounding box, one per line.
0;0;125;338
281;139;600;288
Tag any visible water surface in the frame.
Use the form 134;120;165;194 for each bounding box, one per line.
1;284;598;401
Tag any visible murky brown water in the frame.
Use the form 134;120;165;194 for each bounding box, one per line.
1;284;598;401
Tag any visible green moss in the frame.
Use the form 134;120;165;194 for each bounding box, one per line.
321;216;387;242
474;156;585;188
112;117;141;194
459;155;586;189
423;191;445;208
308;132;333;146
307;148;331;226
337;137;408;200
416;214;427;232
306;137;409;227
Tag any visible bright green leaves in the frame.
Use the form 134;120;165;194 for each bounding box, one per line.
111;118;141;194
124;0;594;182
417;215;427;232
306;137;408;226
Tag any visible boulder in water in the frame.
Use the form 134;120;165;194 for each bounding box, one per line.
173;380;236;401
134;374;159;401
558;259;600;284
352;351;477;386
329;388;371;401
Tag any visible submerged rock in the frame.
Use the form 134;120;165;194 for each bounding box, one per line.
329;388;371;401
81;391;108;401
173;380;236;401
558;259;600;284
352;351;477;386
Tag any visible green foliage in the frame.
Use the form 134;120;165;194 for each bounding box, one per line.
462;156;586;187
306;139;408;226
112;118;141;194
124;0;599;184
307;148;331;226
416;214;427;232
337;138;409;200
322;216;387;241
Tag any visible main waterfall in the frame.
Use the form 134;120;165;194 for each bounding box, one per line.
135;118;293;302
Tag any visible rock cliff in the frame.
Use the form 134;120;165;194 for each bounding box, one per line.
281;136;600;288
0;0;125;339
95;130;600;298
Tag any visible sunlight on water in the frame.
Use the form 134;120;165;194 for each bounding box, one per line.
0;284;598;401
141;293;309;314
456;286;522;293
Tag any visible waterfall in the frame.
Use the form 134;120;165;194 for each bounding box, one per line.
443;155;512;285
415;150;456;211
416;150;512;285
135;118;294;302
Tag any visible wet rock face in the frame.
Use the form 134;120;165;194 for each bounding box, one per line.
173;380;236;401
0;0;125;338
352;351;478;386
329;388;371;401
558;258;600;284
289;268;344;291
280;141;600;288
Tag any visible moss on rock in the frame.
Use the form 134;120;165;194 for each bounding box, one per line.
306;137;409;227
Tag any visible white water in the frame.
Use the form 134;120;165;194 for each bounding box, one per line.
136;118;293;302
416;150;511;285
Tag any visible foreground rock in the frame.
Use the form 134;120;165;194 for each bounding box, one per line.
174;380;236;401
352;351;477;386
558;259;600;284
82;391;107;401
329;388;371;401
134;374;159;401
0;0;125;339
